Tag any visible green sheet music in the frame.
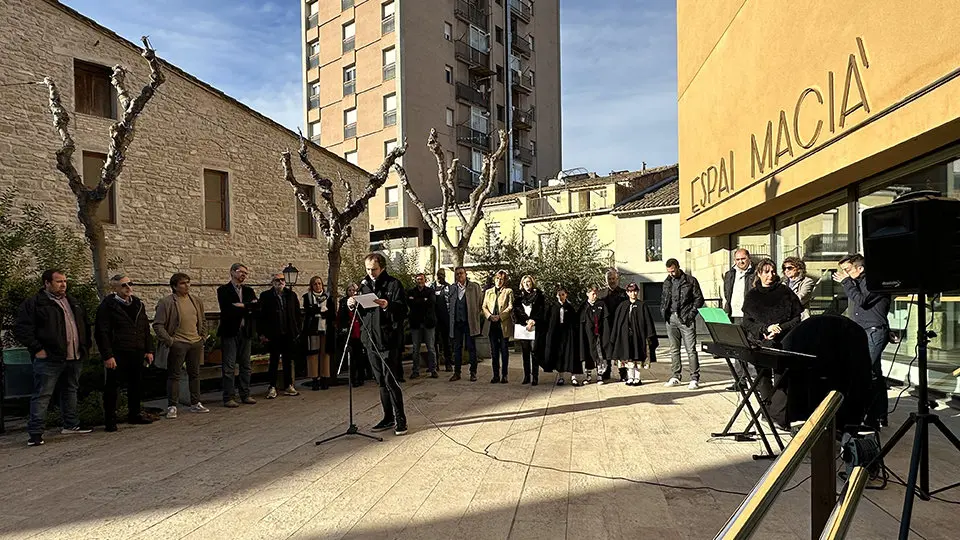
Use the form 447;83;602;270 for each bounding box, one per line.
698;307;731;324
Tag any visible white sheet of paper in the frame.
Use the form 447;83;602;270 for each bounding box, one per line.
514;324;535;341
355;293;381;309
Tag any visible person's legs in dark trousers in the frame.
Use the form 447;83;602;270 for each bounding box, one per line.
388;330;404;381
410;328;424;377
167;341;189;407
499;336;510;380
362;330;406;427
489;323;504;381
520;340;532;382
104;360;122;428
184;341;203;405
267;339;283;389
436;320;452;370
453;322;466;375
866;326;889;423
27;359;64;437
423;327;437;374
221;335;238;403
121;351;144;421
466;332;478;376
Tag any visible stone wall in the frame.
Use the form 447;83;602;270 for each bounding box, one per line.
0;0;371;311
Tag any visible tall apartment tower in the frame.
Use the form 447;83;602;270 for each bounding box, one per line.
301;0;561;247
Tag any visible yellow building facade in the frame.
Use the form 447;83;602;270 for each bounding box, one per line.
677;0;960;390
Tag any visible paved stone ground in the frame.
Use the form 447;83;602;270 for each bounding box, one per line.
0;353;958;540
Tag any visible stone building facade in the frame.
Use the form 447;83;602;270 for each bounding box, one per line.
0;0;371;310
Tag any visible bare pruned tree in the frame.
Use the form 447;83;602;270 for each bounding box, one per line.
42;36;164;296
394;128;509;268
282;134;407;311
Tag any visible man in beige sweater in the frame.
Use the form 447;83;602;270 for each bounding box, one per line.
153;273;209;418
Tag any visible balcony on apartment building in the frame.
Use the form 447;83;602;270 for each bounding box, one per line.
512;106;535;129
457;123;491;151
308;95;320;110
509;0;533;22
306;53;319;70
514;145;534;165
510;33;532;57
510;69;534;94
455;81;489;108
457;165;482;188
307;12;318;29
454;40;494;76
342;0;353;10
454;0;487;31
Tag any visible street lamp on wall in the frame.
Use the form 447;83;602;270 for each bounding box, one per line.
282;263;299;288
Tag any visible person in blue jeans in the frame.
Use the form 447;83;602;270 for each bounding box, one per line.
14;269;93;447
448;266;482;382
407;273;438;379
660;258;705;390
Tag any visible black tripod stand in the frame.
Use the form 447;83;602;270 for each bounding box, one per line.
317;308;382;445
873;291;960;539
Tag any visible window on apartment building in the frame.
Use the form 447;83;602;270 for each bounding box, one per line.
307;41;320;69
469;26;490;52
495;26;503;44
344;107;357;138
496;105;504;122
345;150;358;165
383;93;397;126
496;65;503;83
529;70;535;85
203;169;229;231
382;1;395;34
297;185;316;238
471;149;483;176
444;21;453;41
382;47;396;81
445;107;454;127
343;21;355;53
341;0;353;11
308;120;321;142
385;139;398;157
343;64;356;96
81;151;116;224
308;82;320;110
385;186;399;218
307;1;319;29
646;219;663;262
445;65;453;84
74;60;115;119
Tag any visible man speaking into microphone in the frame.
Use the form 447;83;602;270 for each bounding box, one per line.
348;253;409;435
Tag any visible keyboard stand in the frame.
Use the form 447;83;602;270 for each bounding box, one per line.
711;355;785;460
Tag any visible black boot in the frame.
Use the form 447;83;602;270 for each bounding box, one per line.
311;378;321;391
320;377;330;390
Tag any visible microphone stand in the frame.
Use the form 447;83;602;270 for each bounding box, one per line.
317;304;382;445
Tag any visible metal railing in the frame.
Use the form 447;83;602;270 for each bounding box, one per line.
455;81;488;108
510;0;533;21
454;0;487;30
715;391;857;540
307;13;318;29
514;146;533;165
381;15;395;35
308;95;320;110
511;69;533;93
342;36;355;54
457;166;481;188
455;39;490;70
512;106;534;128
306;54;319;70
382;63;396;81
343;79;355;96
457;124;491;149
511;33;532;57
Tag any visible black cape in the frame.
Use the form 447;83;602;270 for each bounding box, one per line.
609;300;658;362
577;300;610;370
543;300;579;373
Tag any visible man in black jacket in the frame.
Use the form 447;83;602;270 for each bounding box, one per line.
408;272;438;379
95;274;155;432
432;269;452;371
661;259;705;389
259;273;303;399
14;269;93;446
216;263;258;408
348;253;408;435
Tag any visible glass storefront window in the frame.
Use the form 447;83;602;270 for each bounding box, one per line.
858;154;960;372
731;220;771;262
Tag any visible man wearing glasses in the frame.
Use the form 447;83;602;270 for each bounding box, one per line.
258;273;303;399
95;274;155;432
723;248;755;390
217;263;259;408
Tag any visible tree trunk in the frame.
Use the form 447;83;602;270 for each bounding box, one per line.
78;206;108;297
453;249;465;269
326;245;342;321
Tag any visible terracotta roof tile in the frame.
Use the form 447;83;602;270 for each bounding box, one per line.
613;177;680;213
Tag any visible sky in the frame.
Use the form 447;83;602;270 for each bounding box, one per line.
61;0;678;175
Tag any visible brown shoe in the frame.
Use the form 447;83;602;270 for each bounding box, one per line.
469;373;478;382
449;373;461;381
241;396;257;405
224;400;240;408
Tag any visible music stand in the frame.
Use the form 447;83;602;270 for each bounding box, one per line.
871;290;960;539
316;307;382;446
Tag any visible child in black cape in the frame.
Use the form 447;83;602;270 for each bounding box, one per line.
609;282;658;386
543;287;579;385
573;285;609;386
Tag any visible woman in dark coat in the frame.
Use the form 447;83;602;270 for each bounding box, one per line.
574;285;610;386
302;276;336;390
512;275;546;386
543;287;579;385
609;282;658;386
741;258;804;405
338;282;372;386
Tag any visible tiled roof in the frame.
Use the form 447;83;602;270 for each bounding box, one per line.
612;176;680;213
536;164;676;194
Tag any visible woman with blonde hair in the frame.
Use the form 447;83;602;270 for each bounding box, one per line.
302;276;334;390
512;274;545;385
781;256;815;320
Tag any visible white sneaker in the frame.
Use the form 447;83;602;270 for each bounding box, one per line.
283;385;300;396
190;402;210;413
166;406;178;419
570;376;579;386
266;387;278;399
597;379;605;385
664;377;682;387
688;379;701;390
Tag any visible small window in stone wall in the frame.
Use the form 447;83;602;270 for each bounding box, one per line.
204;169;229;231
297;185;316;238
82;151;116;224
74;60;116;119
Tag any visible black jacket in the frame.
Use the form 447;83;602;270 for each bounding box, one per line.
742;281;803;345
407;285;437;329
432;281;451;325
723;266;756;316
302;291;335;336
513;287;547;354
357;271;408;346
578;300;610;368
95;295;154;358
14;290;91;361
599;286;627;316
610;299;658;362
840;274;891;329
258;287;303;340
216;282;258;338
661;271;705;325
